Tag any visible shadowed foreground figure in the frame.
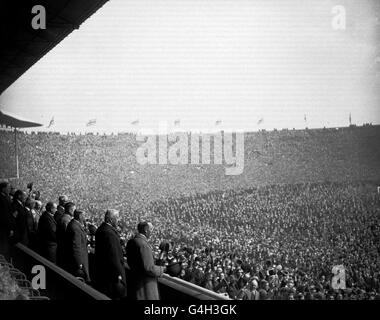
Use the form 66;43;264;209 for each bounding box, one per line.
65;209;90;282
12;190;28;246
56;202;75;269
94;209;126;299
126;222;165;300
0;182;13;259
37;202;57;263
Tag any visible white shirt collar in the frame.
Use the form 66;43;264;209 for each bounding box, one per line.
138;233;148;240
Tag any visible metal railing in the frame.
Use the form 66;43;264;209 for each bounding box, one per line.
159;273;231;300
11;243;230;301
11;243;110;300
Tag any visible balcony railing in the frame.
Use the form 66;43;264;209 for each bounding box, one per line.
11;243;229;300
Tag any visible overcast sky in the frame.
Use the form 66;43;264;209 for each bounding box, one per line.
0;0;379;133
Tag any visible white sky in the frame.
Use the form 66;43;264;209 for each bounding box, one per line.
0;0;379;133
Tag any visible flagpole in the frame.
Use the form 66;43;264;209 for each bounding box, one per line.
14;127;19;179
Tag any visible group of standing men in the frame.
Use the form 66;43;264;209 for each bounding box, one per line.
0;181;166;300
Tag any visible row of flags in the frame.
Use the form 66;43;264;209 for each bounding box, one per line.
46;117;99;128
45;118;209;128
45;114;354;128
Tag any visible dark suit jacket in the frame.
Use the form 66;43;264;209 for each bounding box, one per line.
54;210;64;224
126;233;164;300
94;222;126;299
56;213;72;268
0;193;13;233
37;211;57;263
65;219;89;281
25;208;36;234
0;192;13;257
12;200;29;246
25;208;38;250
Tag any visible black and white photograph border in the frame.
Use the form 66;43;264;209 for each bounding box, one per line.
0;0;379;313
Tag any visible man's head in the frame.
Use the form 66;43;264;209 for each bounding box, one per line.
56;204;65;215
137;221;153;238
74;209;86;224
25;197;35;210
14;190;27;204
46;202;57;215
0;181;11;195
35;200;42;212
64;202;76;216
58;195;68;206
104;209;119;228
261;280;269;291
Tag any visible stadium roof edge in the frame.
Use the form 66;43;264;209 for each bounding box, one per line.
0;110;42;128
0;0;109;95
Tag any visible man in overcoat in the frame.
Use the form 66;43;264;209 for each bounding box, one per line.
94;209;126;299
126;221;166;300
65;209;90;282
37;202;58;263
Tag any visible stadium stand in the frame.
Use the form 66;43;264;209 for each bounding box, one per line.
1;125;380;300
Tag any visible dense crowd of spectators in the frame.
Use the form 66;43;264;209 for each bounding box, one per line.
1;127;380;300
109;181;379;300
1;125;380;212
3;179;379;300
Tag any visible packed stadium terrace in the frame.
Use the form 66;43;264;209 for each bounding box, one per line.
1;124;380;300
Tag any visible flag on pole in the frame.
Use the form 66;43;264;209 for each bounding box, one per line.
86;119;97;126
304;114;307;123
215;120;222;126
174;119;180;126
257;118;264;125
47;116;54;128
131;120;139;125
349;113;352;125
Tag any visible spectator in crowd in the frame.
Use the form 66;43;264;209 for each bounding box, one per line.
94;209;126;300
34;200;42;226
56;202;75;268
65;209;90;282
238;279;260;300
55;195;68;223
0;181;13;259
126;222;166;300
25;197;38;250
9;186;16;202
12;190;28;246
37;202;58;263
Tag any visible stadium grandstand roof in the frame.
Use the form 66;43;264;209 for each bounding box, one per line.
0;0;109;95
0;110;42;128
